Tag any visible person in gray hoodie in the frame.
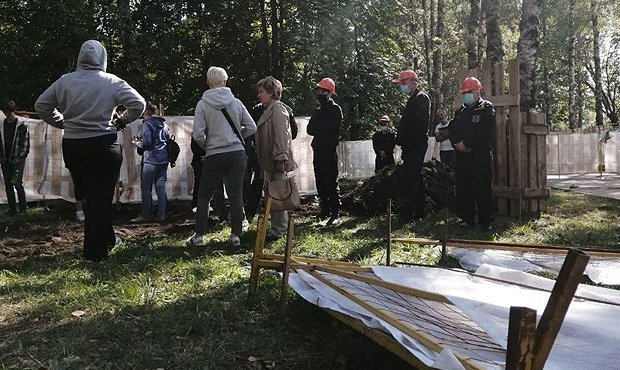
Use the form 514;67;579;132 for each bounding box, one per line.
187;66;257;248
35;40;146;262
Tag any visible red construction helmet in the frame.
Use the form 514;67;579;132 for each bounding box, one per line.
316;78;336;94
394;70;419;83
460;77;483;93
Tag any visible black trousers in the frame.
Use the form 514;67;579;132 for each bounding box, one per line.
455;151;493;225
63;134;122;261
1;161;27;212
313;150;340;216
401;144;427;219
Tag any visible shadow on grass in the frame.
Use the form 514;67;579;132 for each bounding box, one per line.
1;260;414;370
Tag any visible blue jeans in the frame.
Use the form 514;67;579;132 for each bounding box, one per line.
1;161;27;212
141;163;168;219
195;151;247;236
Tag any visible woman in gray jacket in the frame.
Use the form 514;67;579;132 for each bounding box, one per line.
187;67;257;248
35;40;145;262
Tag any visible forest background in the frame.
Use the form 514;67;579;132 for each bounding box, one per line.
1;0;619;140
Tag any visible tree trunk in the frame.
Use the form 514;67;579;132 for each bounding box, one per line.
590;0;604;126
568;0;577;132
260;0;271;75
270;0;282;80
483;0;504;64
517;0;542;112
421;0;432;84
116;0;140;84
467;0;481;70
540;3;553;129
432;0;444;111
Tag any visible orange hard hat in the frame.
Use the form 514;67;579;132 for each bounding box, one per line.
378;115;391;124
460;77;483;93
316;78;336;94
395;70;419;83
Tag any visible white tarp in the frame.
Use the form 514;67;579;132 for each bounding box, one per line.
289;264;620;370
442;246;620;285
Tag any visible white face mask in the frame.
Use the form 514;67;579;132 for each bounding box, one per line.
380;125;388;132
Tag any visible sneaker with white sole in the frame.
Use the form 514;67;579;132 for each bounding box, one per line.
229;234;241;247
75;210;85;222
186;233;205;247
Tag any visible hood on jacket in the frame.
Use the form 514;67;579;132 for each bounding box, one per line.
200;87;235;110
146;116;166;128
77;40;107;72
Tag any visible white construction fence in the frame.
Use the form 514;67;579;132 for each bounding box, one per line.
1;115;618;204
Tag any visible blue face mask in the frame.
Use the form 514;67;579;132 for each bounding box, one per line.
400;84;411;95
463;93;476;105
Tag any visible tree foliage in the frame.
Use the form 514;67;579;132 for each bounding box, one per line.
1;0;618;134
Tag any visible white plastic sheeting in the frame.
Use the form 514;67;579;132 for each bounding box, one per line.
289;264;620;370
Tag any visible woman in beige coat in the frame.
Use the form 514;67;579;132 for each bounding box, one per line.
255;76;297;239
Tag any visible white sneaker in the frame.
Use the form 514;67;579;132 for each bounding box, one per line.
186;233;205;247
229;234;241;246
192;207;197;213
242;219;250;232
75;210;85;222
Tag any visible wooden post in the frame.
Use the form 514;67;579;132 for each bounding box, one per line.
387;198;392;266
506;307;536;370
532;248;590;370
248;197;273;299
280;215;295;313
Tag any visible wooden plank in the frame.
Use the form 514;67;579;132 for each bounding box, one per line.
280;216;295;313
481;60;494;97
260;253;361;266
488;94;520;107
507;60;522;216
387;198;392;266
523;188;550;199
324;309;434;370
528;119;538;212
493;62;506;95
532;249;590;370
506;307;536;370
494;106;509;214
522;124;549;135
248;197;272;299
536;127;548;212
493;185;522;199
508;106;522;216
389;236;620;258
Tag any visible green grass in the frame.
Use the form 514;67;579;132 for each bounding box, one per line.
0;189;619;369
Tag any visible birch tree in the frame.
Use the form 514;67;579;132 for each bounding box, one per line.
517;0;542;112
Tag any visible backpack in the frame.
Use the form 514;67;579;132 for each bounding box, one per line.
284;104;298;139
166;134;181;168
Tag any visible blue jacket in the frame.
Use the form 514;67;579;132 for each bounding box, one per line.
140;116;170;165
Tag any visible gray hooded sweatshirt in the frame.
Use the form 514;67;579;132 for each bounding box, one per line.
192;87;256;157
35;40;146;139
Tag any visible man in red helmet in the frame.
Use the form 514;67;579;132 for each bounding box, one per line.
307;77;343;226
448;77;495;230
395;70;430;221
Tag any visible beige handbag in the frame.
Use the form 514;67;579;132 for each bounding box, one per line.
266;175;301;211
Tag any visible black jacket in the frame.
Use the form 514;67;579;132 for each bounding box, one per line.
307;99;342;152
395;89;430;150
372;130;396;160
448;99;495;152
0;117;30;164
